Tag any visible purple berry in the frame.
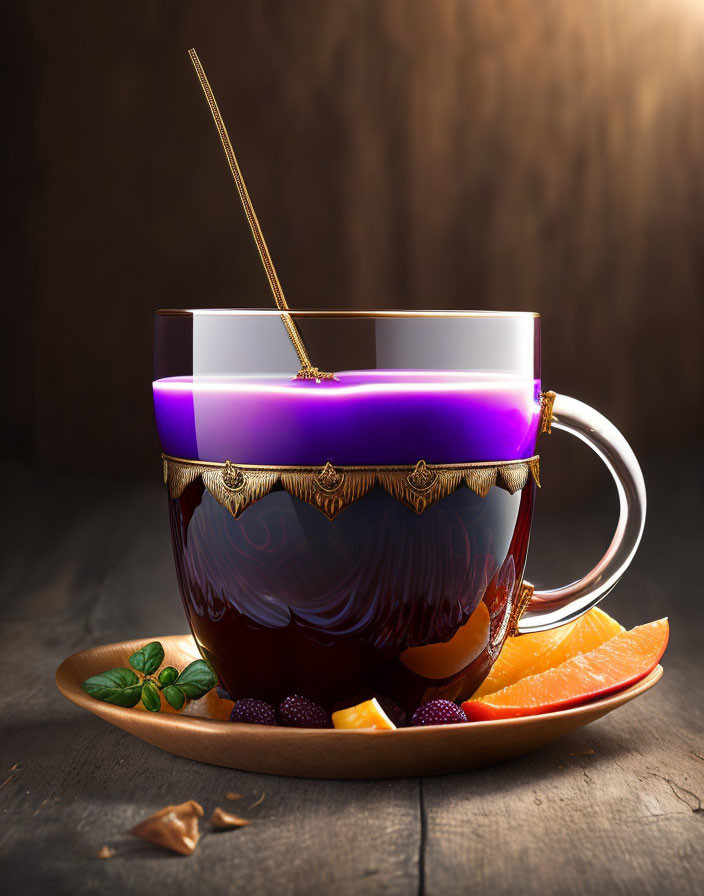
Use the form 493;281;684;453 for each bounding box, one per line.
411;699;467;727
278;695;332;729
376;697;408;728
230;698;277;726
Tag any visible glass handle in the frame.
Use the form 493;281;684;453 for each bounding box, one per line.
517;393;646;634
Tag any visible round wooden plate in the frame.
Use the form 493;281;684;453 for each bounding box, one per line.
56;635;663;779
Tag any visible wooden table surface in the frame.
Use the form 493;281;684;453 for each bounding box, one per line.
1;455;702;895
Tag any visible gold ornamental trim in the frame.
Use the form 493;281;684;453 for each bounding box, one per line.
163;454;541;521
540;391;556;435
508;581;535;636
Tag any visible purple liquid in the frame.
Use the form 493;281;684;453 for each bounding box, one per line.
153;370;541;465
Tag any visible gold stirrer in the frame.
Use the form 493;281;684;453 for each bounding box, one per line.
188;48;333;381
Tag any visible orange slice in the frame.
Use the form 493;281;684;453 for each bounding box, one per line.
462;618;668;721
473;606;624;698
400;602;491;679
137;688;234;720
332;698;396;730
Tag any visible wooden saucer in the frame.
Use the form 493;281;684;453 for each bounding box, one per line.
56;635;663;779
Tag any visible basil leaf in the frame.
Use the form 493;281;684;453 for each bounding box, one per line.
163;685;186;711
175;659;218;699
129;641;165;676
142;680;161;712
82;668;143;708
158;666;179;687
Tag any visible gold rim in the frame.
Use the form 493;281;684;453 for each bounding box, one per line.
155;309;540;319
162;453;539;472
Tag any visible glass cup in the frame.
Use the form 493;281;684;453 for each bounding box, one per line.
153;310;645;713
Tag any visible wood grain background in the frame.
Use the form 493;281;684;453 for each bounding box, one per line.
5;1;704;493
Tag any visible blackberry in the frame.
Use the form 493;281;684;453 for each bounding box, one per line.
278;695;332;729
230;698;277;726
410;699;467;727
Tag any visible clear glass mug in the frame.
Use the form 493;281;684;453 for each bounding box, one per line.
153;310;645;713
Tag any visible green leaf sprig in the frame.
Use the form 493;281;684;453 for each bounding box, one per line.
81;641;218;712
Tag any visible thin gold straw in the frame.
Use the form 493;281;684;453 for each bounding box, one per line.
188;48;332;380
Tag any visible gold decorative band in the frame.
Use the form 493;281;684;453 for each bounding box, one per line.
163;454;541;521
540;391;556;434
508;581;535;636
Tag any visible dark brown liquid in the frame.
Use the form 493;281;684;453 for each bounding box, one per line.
169;482;535;714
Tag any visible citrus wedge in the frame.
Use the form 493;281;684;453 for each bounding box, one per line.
400;602;491;679
462;618;668;721
332;698;397;730
473;606;624;698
